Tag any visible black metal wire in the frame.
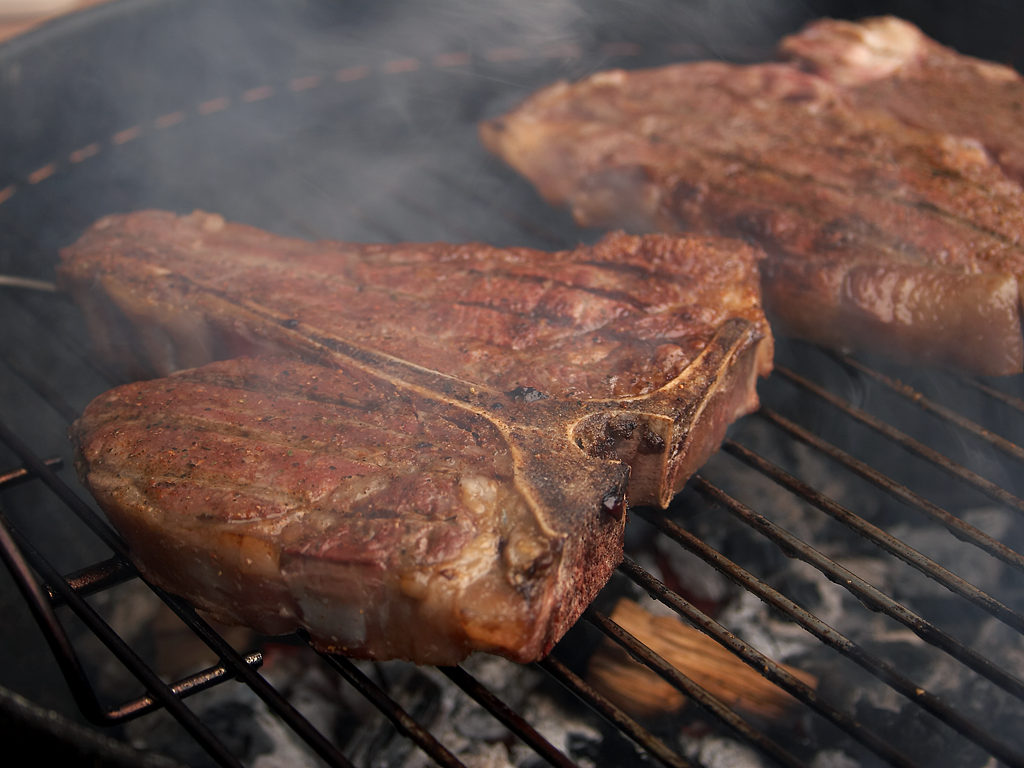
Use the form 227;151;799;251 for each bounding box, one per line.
438;665;577;768
4;353;1024;767
45;556;137;605
756;407;1024;571
0;418;127;555
147;587;357;768
722;438;1024;633
0;506;244;768
774;365;1024;514
0;456;61;487
683;479;1024;768
692;474;1024;702
537;655;693;768
317;650;466;768
0;14;1020;768
584;608;809;768
0;421;358;768
0;505;111;725
959;375;1024;415
833;353;1024;466
103;652;264;722
617;556;919;768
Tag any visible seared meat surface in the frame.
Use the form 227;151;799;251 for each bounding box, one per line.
64;211;772;663
780;16;1024;185
480;54;1024;375
59;211;771;401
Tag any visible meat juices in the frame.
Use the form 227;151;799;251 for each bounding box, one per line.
480;25;1024;375
63;211;772;663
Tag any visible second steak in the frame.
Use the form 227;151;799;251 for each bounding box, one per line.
480;58;1024;375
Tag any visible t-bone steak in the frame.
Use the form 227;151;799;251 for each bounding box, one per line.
63;210;772;663
479;48;1024;375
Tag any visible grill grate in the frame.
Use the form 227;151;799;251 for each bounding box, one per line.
2;339;1024;767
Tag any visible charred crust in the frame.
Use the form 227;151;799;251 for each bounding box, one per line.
606;416;638;441
507;385;548;403
731;209;777;240
636;423;666;454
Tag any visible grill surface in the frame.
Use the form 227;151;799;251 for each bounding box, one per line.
2;1;1024;766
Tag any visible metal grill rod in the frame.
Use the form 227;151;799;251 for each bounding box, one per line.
136;571;360;766
317;649;465;768
0;418;125;554
693;475;1024;702
537;655;691;768
584;608;808;768
756;407;1024;571
1;467;256;727
617;556;918;768
0;421;359;768
959;376;1024;414
103;652;264;722
722;438;1024;633
834;354;1024;466
45;556;137;605
439;665;577;768
0;507;243;768
0;456;61;486
774;366;1024;515
639;497;1024;768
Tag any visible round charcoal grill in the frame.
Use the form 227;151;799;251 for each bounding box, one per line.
3;1;1024;766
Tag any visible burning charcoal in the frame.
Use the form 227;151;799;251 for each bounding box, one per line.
686;736;768;768
809;749;860;768
651;536;734;614
564;722;649;768
122;680;321;768
587;598;816;720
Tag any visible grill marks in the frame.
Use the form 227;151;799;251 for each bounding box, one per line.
61;213;765;397
480;54;1024;373
232;242;663;331
703;147;1024;254
622;63;1024;268
80;358;514;530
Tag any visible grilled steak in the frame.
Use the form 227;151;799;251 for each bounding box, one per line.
780;16;1024;185
64;211;772;663
479;58;1024;375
